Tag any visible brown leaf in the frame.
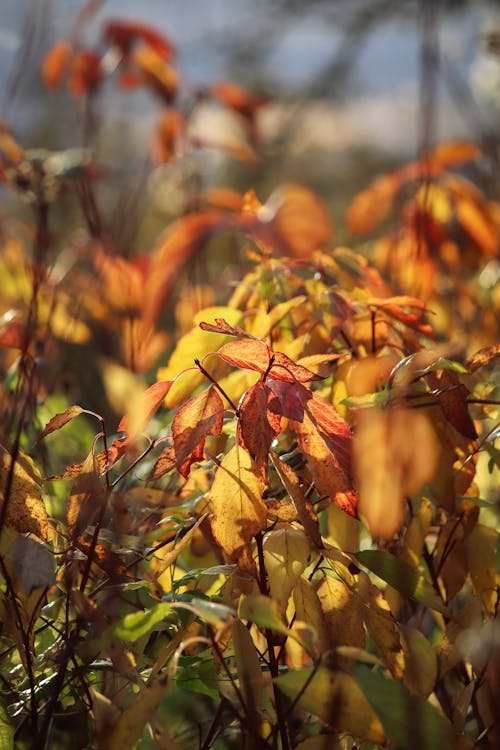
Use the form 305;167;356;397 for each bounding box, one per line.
199;317;253;338
427;370;477;439
0;321;29;350
0;447;48;540
172;386;224;477
209;445;267;573
149;443;176;480
367;296;435;339
67;451;105;541
466;343;500;373
270;452;323;548
347;172;399;236
39;405;83;440
217;339;321;382
237;381;282;483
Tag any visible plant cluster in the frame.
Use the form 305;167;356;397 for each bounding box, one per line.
0;5;499;750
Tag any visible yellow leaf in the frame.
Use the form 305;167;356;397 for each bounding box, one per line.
317;575;365;649
263;528;311;615
400;625;437;696
293;576;330;658
209;445;266;572
0;447;48;540
157;306;242;407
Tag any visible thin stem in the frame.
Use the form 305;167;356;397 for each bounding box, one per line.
194;359;239;412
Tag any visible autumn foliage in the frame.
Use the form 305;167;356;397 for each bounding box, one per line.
0;5;499;750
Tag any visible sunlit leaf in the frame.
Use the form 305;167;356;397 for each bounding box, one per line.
270;452;323;548
317;575;365;649
263;528;311;614
238;594;289;635
67;451;105;540
149;443;176;480
117;380;171;440
172;386;224;476
39;405;83;440
466;343;500;373
105;19;176;60
0;447;48;540
41;39;72;89
133;45;179;102
217;339;321;382
237;381;282;483
209;445;266;572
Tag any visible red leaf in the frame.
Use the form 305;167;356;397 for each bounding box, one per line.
0;321;28;350
237;381;282;483
104;19;176;60
172;386;224;477
69;50;103;96
367;296;435;339
266;379;310;422
217;339;321;383
41;39;73;89
428;371;477;440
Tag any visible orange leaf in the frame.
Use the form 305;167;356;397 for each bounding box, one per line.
199;317;253;339
256;184;333;258
117;380;172;439
216;339;321;383
133;45;179;103
367;296;435;339
346;173;399;236
143;211;223;327
455;196;498;258
151;109;185;163
425;140;479;169
210;81;265;118
353;408;439;539
236;381;282;483
69;50;103;96
39;405;83;440
104;19;176;60
172;386;224;477
41;39;72;89
209;444;267;573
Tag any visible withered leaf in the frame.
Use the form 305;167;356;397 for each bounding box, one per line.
466;343;500;373
199;317;254;338
270;452;323;548
427;370;477;440
7;536;55;595
67;451;105;541
172;386;224;477
237;381;282;483
209;444;266;573
149;443;176;480
39;405;83;440
0;447;49;540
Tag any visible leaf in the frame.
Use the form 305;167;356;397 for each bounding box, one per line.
132;45;179;103
114;602;172;642
263;528;311;614
426;140;479;168
353;408;439;539
237;381;282;483
427;370;477;439
117;380;171;439
149;443;176;480
455;195;498;257
275;667;385;743
208;445;266;572
68;50;103;96
6;537;55;595
466;343;500;372
217;339;321;382
354;549;449;615
270;452;323;548
41;39;72;89
38;405;83;439
0;447;48;540
258;184;333;258
104;19;176;60
0;321;28;350
198;317;252;338
400;624;437;696
347;172;399;236
317;576;365;649
144;212;224;328
172;386;224;476
232;619;268;722
67;451;105;540
367;296;435;338
353;664;453;750
0;702;13;750
173;598;235;628
238;594;289;636
293;576;330;658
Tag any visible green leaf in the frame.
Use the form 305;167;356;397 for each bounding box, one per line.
341;390;389;409
114;602;173;642
238;594;289;635
353;665;453;750
354;550;449;615
0;703;13;750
